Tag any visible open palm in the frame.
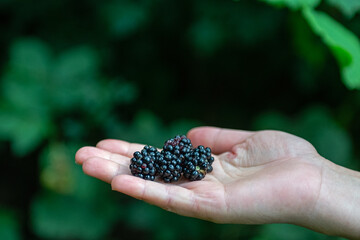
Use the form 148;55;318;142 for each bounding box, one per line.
75;127;323;225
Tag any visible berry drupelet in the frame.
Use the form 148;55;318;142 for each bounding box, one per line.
129;145;159;181
183;145;214;181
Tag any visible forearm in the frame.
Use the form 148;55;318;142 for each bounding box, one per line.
306;159;360;239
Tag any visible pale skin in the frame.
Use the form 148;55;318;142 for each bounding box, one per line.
75;126;360;239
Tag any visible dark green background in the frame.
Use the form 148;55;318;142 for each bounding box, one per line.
0;0;359;239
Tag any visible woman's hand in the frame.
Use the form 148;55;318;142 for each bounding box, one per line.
75;127;360;239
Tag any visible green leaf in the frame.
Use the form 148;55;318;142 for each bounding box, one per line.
54;46;98;84
1;73;50;115
0;110;52;156
2;38;52;115
298;106;352;166
103;1;148;38
52;46;99;110
326;0;360;18
0;209;21;240
260;0;321;10
188;18;226;56
8;38;51;83
303;8;360;89
31;193;119;240
0;38;54;155
11;116;51;156
290;14;327;67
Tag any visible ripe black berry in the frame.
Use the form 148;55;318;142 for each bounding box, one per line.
163;135;193;156
183;145;214;181
156;135;193;182
129;145;159;181
156;150;183;183
129;135;215;182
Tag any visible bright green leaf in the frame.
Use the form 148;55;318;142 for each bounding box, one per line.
326;0;360;18
303;8;360;89
260;0;321;10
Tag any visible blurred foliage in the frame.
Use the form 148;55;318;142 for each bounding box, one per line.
303;9;360;90
254;105;353;167
254;224;347;240
0;209;21;240
260;0;321;9
0;0;359;239
326;0;360;19
262;0;360;89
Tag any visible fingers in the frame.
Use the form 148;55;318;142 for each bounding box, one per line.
75;139;159;184
75;141;139;183
187;126;254;154
75;147;131;183
111;175;198;217
82;157;129;183
75;136;230;222
96;139;146;157
75;146;128;165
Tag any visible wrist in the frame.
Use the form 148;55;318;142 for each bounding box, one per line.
305;158;360;239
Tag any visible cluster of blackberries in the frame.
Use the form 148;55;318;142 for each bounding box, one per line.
129;145;159;181
129;135;214;182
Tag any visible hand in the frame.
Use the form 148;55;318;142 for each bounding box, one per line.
75;127;360;239
75;126;322;223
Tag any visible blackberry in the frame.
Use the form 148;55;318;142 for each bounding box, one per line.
156;135;193;182
163;135;193;157
156;150;183;183
129;145;159;181
183;145;214;181
129;135;215;182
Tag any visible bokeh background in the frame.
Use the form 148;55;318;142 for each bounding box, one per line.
0;0;359;239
